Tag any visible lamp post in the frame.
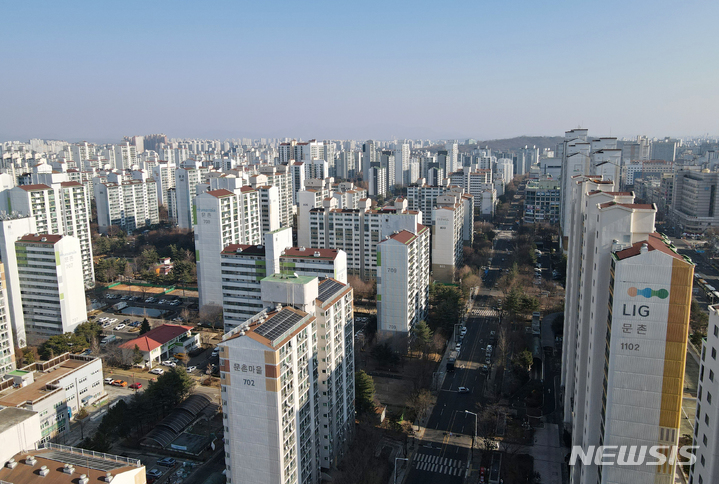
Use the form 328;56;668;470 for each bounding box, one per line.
394;457;409;484
465;410;478;462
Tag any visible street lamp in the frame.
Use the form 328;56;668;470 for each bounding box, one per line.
394;457;409;484
465;410;478;462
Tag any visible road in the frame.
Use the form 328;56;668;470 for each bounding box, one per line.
406;203;522;484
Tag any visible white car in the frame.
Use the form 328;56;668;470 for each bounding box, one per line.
149;368;164;375
186;366;197;373
104;377;114;384
109;318;118;324
114;324;126;330
162;360;177;368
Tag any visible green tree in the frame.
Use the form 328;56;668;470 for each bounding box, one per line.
504;286;522;315
355;370;376;416
140;318;151;335
39;333;88;360
75;321;103;344
411;320;433;350
132;345;144;365
519;295;540;315
21;347;35;364
512;350;534;373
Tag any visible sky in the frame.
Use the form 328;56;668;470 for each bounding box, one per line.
1;0;718;143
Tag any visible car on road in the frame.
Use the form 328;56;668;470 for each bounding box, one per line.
211;347;220;357
149;368;165;375
146;469;163;479
458;387;470;394
485;356;491;365
112;380;127;387
460;327;467;336
114;324;126;330
104;377;114;385
186;366;197;373
156;457;176;467
455;343;461;352
129;382;142;389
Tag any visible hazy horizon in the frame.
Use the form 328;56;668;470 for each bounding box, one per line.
2;1;718;143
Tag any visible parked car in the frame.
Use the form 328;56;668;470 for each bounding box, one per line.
146;469;163;479
104;377;114;385
156;457;176;467
186;366;197;373
112;380;127;387
455;343;461;352
149;368;165;375
114;324;126;330
211;347;220;357
129;382;142;389
162;360;177;368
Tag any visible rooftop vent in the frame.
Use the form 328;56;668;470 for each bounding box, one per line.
63;464;75;475
299;246;306;251
104;472;114;482
41;237;47;242
6;458;17;469
79;474;89;484
25;456;37;466
38;465;49;477
640;243;649;254
314;251;320;257
276;303;282;312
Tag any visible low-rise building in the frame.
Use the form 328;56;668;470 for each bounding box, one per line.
119;324;199;367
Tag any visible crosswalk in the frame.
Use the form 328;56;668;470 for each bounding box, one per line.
413;453;466;476
470;308;499;318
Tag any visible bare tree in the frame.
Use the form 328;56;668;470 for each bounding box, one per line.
497;327;510;368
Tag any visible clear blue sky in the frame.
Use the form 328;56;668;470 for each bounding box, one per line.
1;0;717;142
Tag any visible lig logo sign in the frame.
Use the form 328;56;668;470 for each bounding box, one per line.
627;287;669;299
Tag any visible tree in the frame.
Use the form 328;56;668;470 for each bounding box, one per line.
355;371;376;416
512;350;533;373
407;389;433;421
132;345;144;366
75;321;103;345
39;332;88;360
371;342;400;368
199;304;224;329
410;320;433;355
140;318;151;335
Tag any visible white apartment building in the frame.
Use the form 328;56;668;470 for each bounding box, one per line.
175;165;210;229
257;185;281;237
194;187;261;309
431;194;469;283
394;143;410;187
622;159;674;187
220;275;354;483
220;229;347;332
0;214;36;348
94;179;159;234
376;224;430;337
257;165;293;229
368;166;387;197
16;234;87;340
670;169;719;234
523;179;561;225
0;353;104;443
151;160;176;206
407;183;460;226
691;305;719;484
560;176;693;484
113;142;137;170
0;262;14;376
58;181;94;287
4;184;60;234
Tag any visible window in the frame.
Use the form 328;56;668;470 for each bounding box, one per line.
713;348;717;360
708;393;712;405
704;434;708;446
715;325;718;337
705;414;710;426
711;370;715;382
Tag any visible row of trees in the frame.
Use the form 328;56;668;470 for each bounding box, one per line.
79;368;195;452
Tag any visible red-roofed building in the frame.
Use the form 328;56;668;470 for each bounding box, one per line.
119;324;199;367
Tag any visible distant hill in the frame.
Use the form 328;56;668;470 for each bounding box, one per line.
470;136;564;152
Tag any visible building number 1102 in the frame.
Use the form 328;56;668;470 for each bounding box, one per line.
620;343;640;351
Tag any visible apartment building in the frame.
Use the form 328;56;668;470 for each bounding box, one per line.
691;305;719;484
175;164;210;229
220;275;354;483
407;184;456;226
431;193;470;283
58;181;94;287
0;353;104;443
257;164;293;228
670;169;719;233
623;159;674;186
94;179;159;234
16;234;87;340
560;175;694;484
0;262;14;376
151;160;176;206
220;229;347;331
376;224;430;337
194;187;261;308
523;178;561;224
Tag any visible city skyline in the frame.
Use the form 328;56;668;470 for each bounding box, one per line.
2;1;718;142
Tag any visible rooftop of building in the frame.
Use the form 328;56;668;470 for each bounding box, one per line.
205;188;234;198
118;324;193;352
281;247;341;260
316;278;350;304
59;181;83;187
613;232;690;263
224;305;313;348
0;445;141;484
261;272;317;285
0;355;97;407
598;202;655;210
221;244;266;256
587;190;633;196
17;233;64;244
0;407;38;434
18;184;51;191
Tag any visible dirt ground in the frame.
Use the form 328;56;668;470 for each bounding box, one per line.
106;284;199;298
